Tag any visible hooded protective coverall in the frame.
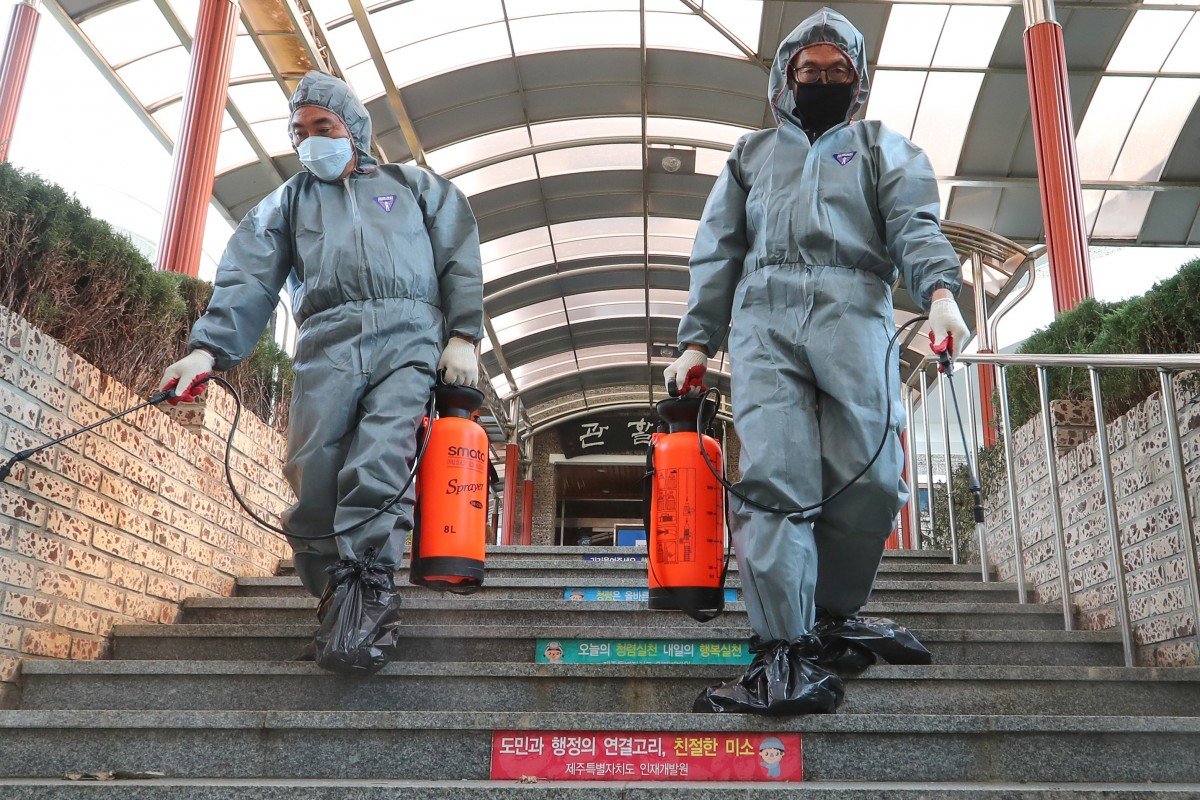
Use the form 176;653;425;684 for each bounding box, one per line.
677;9;962;643
189;72;484;596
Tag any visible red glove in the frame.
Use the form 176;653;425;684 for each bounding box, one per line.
681;364;707;395
928;330;954;374
162;374;210;405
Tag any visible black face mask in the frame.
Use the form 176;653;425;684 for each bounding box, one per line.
793;81;855;136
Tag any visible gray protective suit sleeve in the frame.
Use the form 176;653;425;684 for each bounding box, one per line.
189;186;294;371
876;136;962;311
411;170;485;343
676;139;749;357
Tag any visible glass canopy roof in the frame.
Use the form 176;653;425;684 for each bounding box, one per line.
54;0;1200;417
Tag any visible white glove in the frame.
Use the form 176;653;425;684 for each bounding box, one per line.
438;337;478;386
663;348;708;396
929;297;971;356
159;349;215;404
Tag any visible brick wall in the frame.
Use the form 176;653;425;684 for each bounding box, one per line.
0;307;293;706
983;384;1200;667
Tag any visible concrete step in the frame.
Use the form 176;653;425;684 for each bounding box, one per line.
109;624;1123;667
234;577;1020;605
277;547;956;571
1;711;1197;782
4;780;1199;799
177;597;1071;631
266;561;989;582
19;662;1200;717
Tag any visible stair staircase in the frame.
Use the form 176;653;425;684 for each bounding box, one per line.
2;545;1200;797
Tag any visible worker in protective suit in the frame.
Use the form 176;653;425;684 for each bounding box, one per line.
666;8;969;715
159;72;483;670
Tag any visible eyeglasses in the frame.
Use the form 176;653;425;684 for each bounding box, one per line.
791;65;854;84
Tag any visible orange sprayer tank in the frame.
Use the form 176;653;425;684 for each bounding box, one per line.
411;384;488;592
645;394;725;617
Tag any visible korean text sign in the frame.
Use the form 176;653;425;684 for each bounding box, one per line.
491;731;802;781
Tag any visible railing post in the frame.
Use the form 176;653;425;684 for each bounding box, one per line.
938;368;960;564
1158;369;1200;664
963;366;990;582
920;369;936;551
1088;368;1136;667
904;388;921;550
996;365;1029;604
1036;366;1075;630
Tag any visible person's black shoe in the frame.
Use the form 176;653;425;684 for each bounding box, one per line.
693;635;844;716
312;548;403;675
813;608;932;673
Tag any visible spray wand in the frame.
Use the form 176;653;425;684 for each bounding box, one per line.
929;334;986;527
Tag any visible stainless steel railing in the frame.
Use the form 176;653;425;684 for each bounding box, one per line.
903;351;1200;667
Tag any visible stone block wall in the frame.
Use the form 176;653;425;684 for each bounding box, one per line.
0;307;293;706
530;432;556;546
983;384;1200;667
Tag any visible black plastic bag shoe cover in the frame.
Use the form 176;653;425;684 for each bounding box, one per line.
813;610;932;666
693;636;845;716
313;548;403;675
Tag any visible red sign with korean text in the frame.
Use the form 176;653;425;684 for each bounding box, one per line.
490;731;802;782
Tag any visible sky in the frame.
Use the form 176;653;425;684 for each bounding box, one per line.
4;4;1199;356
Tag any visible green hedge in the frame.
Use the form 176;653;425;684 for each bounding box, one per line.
0;164;292;427
1005;257;1200;429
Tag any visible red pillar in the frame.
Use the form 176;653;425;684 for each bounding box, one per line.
521;478;534;546
976;358;1000;448
156;0;239;277
1023;1;1093;313
501;443;519;545
0;0;40;163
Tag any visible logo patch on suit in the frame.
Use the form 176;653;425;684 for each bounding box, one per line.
375;195;396;212
834;151;857;166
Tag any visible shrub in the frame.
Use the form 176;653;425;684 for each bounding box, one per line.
1005;258;1200;429
0;164;291;428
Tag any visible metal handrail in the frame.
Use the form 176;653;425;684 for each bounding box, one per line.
902;350;1200;667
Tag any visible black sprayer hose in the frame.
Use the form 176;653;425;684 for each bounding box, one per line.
693;314;929;518
206;375;436;541
0;374;439;542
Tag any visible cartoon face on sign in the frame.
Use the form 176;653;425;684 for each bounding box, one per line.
543;642;564;662
759;737;786;779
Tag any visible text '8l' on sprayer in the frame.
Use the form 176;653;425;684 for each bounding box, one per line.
643;388;728;622
409;382;490;593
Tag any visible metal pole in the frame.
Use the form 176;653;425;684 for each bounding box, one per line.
0;0;40;163
521;478;535;546
501;443;520;546
963;367;990;582
1022;0;1093;312
904;389;921;550
920;369;937;550
899;428;914;551
996;366;1029;603
1158;369;1200;661
1088;368;1136;667
938;368;960;564
156;0;239;277
1037;366;1075;630
970;250;1000;448
916;369;936;551
558;498;566;547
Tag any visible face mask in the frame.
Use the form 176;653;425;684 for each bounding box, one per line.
297;135;354;181
792;81;856;135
